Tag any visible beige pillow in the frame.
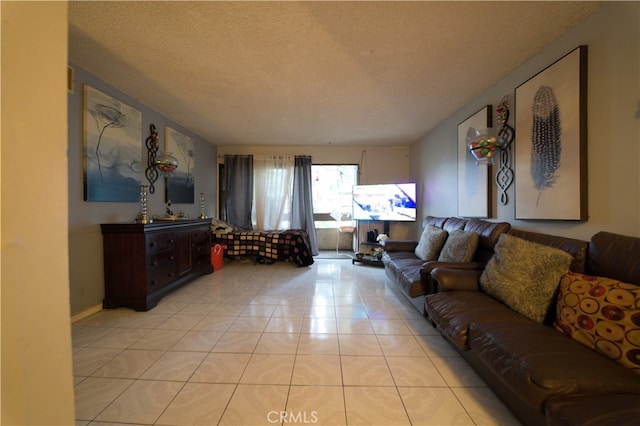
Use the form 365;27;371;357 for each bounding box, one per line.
480;234;573;323
438;229;479;262
414;225;448;261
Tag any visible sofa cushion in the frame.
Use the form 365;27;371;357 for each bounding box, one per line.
545;393;640;426
438;229;479;262
554;271;640;373
509;228;588;274
425;291;531;351
480;234;573;323
414;225;448;261
383;255;425;298
468;321;640;412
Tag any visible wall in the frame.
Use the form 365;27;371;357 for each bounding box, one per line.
68;65;217;317
411;2;640;240
1;2;75;423
217;144;415;241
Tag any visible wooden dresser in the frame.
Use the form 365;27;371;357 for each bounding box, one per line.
101;219;213;311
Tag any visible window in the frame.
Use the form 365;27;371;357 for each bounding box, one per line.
312;165;358;229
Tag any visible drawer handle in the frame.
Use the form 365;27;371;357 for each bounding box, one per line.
151;260;158;266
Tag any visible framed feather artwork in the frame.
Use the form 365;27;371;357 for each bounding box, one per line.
457;105;492;218
515;46;588;220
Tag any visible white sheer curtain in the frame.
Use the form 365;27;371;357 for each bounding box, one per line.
252;155;294;230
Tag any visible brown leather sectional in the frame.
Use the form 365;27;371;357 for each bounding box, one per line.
427;227;640;425
381;216;511;311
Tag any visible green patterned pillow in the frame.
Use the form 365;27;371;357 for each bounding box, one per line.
480;234;573;323
438;229;479;262
414;225;448;261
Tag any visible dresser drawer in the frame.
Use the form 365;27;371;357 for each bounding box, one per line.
192;241;210;257
191;227;210;243
147;251;178;291
147;232;177;254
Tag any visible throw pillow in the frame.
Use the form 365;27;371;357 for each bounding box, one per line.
555;271;640;374
414;225;448;261
438;229;480;262
479;233;573;323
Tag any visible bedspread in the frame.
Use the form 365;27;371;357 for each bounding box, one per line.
212;229;314;266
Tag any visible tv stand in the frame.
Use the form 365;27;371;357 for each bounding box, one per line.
352;254;384;267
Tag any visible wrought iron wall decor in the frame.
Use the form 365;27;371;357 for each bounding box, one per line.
495;96;515;205
145;124;160;193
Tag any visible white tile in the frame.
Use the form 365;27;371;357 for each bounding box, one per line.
431;356;486;387
156;383;236;425
190;352;251;383
140;351;206;381
219;384;289;425
386;356;448;387
254;332;300;354
344;386;410;425
292;355;342;385
74;377;133;420
452;386;522;425
92;349;164;379
94;380;183;424
338;334;382;355
340;355;395;386
73;259;519;426
239;354;295;385
286;385;346;425
399;387;475;425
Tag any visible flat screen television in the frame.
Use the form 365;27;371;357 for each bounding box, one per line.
352;183;417;221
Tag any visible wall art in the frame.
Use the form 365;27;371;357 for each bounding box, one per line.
515;46;588;220
83;85;142;202
457;105;492;218
165;126;195;203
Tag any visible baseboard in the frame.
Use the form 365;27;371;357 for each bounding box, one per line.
71;304;103;323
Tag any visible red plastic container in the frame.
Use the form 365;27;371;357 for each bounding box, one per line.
211;244;225;270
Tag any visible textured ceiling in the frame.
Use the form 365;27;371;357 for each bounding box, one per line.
68;1;601;146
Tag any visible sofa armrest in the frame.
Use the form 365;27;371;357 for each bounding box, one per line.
382;239;418;252
421;261;483;275
431;267;483;292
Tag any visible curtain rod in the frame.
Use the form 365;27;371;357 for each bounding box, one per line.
217;154;310;161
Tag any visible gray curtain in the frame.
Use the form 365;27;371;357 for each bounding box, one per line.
223;155;253;230
291;156;319;255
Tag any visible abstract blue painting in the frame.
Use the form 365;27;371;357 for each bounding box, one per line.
83;85;142;202
165;126;195;204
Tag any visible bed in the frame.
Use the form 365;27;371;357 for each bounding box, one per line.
211;228;314;267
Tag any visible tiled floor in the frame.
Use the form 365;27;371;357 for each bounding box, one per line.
73;256;521;425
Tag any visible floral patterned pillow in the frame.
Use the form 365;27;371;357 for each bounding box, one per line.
555;271;640;374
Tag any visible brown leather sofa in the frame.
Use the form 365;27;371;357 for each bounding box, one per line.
381;216;511;312
426;229;640;426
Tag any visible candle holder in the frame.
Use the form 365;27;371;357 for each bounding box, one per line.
138;185;150;224
199;192;206;219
